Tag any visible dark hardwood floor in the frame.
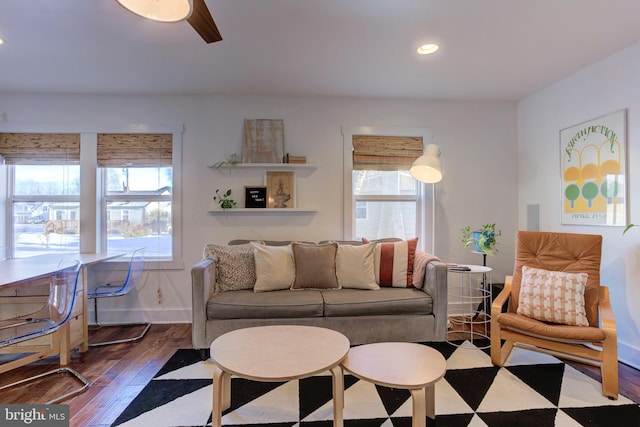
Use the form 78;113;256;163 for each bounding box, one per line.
0;323;638;427
0;324;191;426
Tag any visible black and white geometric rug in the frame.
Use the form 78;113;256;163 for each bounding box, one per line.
111;340;640;427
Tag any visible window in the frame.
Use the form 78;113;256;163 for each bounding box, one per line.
352;170;419;240
2;127;182;266
342;127;432;248
2;133;81;258
103;167;172;257
98;133;174;260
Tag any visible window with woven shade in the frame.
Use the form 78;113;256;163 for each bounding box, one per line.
97;133;172;167
98;134;174;258
352;135;423;171
0;133;80;165
1;133;82;257
351;134;424;242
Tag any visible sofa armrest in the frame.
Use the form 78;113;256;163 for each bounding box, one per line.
421;260;448;341
191;258;215;349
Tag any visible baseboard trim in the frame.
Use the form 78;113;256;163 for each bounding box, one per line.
619;340;640;370
88;308;191;325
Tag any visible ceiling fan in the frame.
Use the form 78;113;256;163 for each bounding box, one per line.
117;0;223;44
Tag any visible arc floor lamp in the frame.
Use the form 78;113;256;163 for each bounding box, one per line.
409;144;443;254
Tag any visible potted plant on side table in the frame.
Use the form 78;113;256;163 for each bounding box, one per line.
459;223;501;256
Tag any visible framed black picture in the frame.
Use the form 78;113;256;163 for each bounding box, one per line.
244;186;268;208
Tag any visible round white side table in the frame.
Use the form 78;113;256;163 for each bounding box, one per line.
447;264;492;348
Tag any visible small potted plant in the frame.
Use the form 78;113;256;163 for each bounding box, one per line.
213;188;237;210
460;223;501;256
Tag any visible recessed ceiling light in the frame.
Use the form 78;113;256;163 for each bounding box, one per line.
417;43;439;55
0;38;4;45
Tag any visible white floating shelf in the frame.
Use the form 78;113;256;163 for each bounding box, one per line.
208;208;318;214
209;163;316;170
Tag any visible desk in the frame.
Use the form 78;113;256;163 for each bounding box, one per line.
0;253;123;373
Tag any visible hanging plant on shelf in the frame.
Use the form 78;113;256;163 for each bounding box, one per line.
459;223;501;256
210;153;240;172
213;188;237;210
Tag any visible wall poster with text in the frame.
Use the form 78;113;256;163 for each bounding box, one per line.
561;109;628;226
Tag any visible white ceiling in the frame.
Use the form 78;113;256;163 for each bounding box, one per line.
1;0;640;101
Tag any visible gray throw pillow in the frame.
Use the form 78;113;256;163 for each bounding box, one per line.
291;242;340;290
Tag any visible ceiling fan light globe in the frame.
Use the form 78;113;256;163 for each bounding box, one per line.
117;0;193;22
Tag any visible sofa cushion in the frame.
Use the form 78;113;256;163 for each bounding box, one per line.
291;242;340;290
207;289;324;319
336;242;379;290
229;239;313;246
322;288;432;317
496;312;605;341
252;242;296;292
365;238;418;287
203;243;256;293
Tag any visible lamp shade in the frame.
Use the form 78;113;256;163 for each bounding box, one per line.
410;144;442;183
116;0;193;22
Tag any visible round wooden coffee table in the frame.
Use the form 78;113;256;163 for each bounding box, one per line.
209;325;350;427
342;342;446;427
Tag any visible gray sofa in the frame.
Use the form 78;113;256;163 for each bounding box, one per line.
191;240;448;350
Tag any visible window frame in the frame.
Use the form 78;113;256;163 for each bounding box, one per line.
342;126;433;251
1;123;183;270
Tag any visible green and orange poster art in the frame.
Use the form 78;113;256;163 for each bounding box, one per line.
561;109;628;226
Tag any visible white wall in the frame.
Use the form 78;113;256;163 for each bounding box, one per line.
0;93;518;328
518;40;640;368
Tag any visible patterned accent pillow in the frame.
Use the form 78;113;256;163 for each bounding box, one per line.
517;265;589;327
203;244;257;293
364;238;418;287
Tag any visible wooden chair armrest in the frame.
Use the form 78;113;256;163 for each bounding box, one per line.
598;285;617;334
491;276;512;318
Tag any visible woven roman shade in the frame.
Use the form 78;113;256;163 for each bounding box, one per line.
97;133;173;167
352;135;423;171
0;133;80;165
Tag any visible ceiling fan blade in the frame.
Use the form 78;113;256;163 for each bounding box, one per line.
187;0;222;43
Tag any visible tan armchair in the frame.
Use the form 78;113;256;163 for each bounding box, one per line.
490;231;618;399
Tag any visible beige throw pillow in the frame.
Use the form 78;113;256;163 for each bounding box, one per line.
517;265;589;327
251;242;295;292
336;243;378;290
291;242;340;290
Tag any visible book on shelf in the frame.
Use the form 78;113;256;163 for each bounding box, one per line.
285;153;307;164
